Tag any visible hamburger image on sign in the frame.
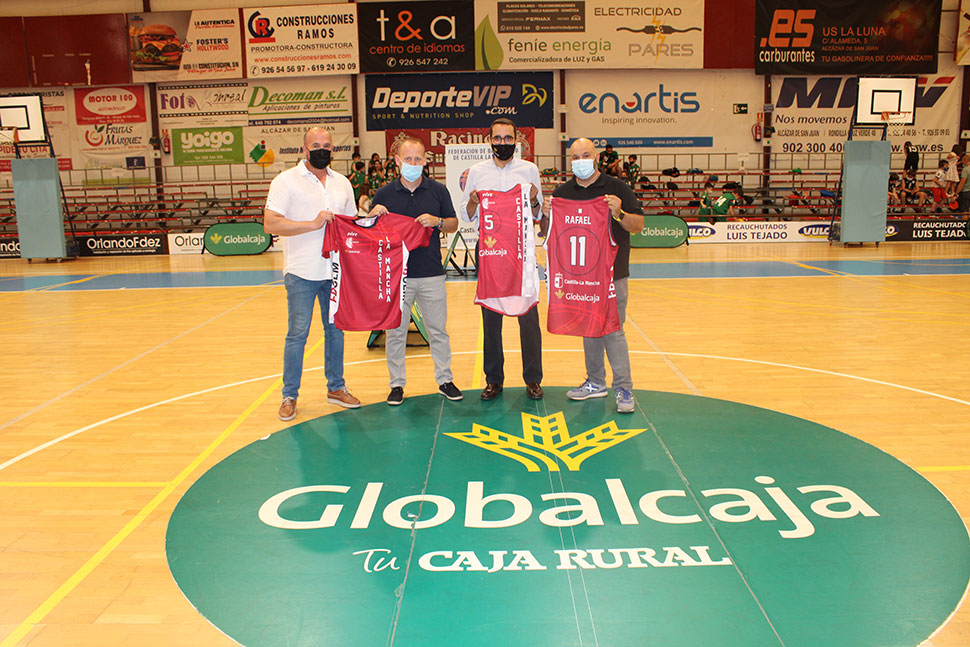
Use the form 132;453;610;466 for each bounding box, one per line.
133;24;183;69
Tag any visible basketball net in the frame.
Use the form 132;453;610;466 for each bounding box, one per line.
0;127;18;145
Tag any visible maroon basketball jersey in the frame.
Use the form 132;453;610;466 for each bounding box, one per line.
475;184;533;302
545;196;620;337
321;212;431;331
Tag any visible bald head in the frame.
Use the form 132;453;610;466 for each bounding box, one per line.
569;138;597;160
303;127;332;151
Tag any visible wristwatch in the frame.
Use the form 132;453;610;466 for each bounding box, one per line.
437;217;444;228
613;210;624;222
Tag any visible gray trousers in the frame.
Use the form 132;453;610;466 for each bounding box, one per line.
386;275;453;388
584;277;633;390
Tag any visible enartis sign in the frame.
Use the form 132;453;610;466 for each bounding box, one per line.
203;222;271;255
167;389;970;647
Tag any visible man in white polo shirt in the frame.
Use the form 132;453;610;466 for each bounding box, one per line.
263;127;360;420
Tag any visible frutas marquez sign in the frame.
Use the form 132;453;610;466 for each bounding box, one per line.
167;391;970;647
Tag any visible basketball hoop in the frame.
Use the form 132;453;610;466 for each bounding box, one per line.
0;127;18;145
879;111;912;125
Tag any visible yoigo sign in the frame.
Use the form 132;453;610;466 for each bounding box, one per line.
203;222;271;255
631;215;688;248
172;127;244;165
167;389;970;647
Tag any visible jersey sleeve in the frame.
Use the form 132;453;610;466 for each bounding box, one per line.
320;217;342;256
386;212;432;251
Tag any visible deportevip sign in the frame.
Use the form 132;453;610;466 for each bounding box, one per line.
167;389;970;647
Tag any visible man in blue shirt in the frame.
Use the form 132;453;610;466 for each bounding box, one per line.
368;137;463;405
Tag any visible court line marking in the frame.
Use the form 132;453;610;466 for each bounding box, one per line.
3;349;969;475
0;481;168;487
0;338;323;647
0;284;277;434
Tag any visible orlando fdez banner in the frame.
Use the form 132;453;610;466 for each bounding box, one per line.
364;71;553;130
243;5;359;78
755;0;941;74
474;0;703;70
358;0;474;73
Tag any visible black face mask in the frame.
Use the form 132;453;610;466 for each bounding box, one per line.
307;148;331;170
491;143;515;161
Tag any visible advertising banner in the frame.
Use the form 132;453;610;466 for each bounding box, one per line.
77;233;166;256
74;86;151;170
385;127;536;162
687;220;831;244
158;77;353;169
365;71;554;130
167;232;206;255
0;88;73;171
204;222;272;255
0;238;20;258
630;215;688;247
358;0;475;73
770;58;962;160
172;126;245;165
958;1;970;65
755;0;941;75
128;10;242;82
474;0;704;70
564;69;763;154
243;5;359;78
887;219;969;242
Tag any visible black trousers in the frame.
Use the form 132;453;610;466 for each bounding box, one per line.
481;304;542;385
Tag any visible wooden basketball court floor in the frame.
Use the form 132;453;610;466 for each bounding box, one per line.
1;240;969;646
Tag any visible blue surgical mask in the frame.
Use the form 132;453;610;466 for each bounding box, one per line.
400;162;423;182
572;158;595;180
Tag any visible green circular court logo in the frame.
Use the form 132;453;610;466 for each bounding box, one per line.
167;389;970;647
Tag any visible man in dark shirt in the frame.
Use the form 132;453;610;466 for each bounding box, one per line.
368;137;463;405
541;137;645;413
598;144;620;176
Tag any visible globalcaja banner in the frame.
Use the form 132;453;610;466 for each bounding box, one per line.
128;10;242;82
755;0;941;75
172;126;245;165
204;222;272;255
243;5;359;78
564;69;763;155
358;0;475;73
770;58;962;160
365;71;554;130
77;233;166;256
474;0;704;70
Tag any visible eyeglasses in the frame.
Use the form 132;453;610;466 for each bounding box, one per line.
491;135;515;144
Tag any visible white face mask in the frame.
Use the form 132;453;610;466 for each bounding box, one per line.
571;158;595;180
400;162;423;182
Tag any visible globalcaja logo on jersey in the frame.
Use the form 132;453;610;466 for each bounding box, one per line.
247;11;276;42
578;85;699;114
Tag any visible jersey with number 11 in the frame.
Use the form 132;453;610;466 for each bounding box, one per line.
545;196;619;337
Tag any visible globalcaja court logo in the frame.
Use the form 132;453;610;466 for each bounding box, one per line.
167;389;970;647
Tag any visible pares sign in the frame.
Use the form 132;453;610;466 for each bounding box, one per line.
243;5;359;78
755;0;941;74
365;71;553;130
474;0;703;70
358;0;474;73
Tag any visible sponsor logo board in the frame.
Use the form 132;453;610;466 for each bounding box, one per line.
358;0;475;73
203;222;272;255
77;233;165;256
243;5;359;78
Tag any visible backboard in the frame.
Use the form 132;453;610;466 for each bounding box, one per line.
855;77;917;126
0;95;47;143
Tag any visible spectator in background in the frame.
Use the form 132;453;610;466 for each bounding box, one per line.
623;154;640;188
900;169;929;210
357;186;372;217
945;146;962;195
698;181;715;217
368;152;381;171
956;152;970;213
384;154;399;182
598;144;620;177
903;141;919;174
368;159;386;194
930;159;952;211
349;160;366;202
707;183;737;224
888;172;902;210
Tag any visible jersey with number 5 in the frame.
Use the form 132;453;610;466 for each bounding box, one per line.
545;197;619;337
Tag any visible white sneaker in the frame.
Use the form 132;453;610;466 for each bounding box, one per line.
567;380;608;401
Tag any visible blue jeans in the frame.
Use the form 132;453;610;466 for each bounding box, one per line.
282;273;345;399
